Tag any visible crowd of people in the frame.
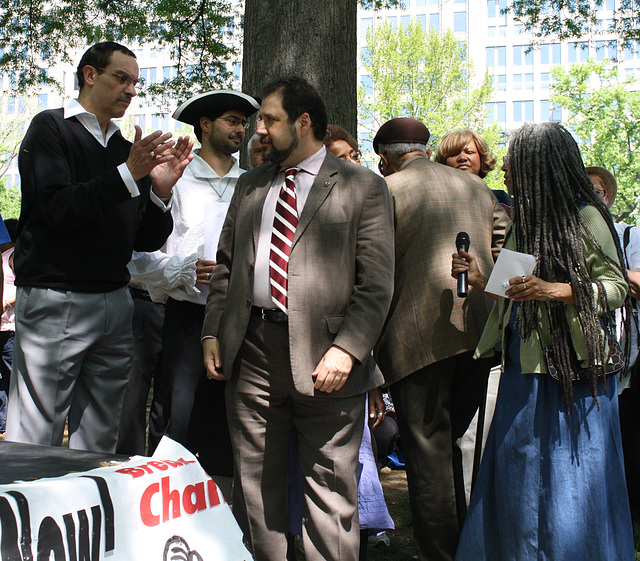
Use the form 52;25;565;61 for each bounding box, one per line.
1;40;638;561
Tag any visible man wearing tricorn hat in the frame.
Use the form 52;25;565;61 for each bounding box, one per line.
587;165;640;526
373;118;508;561
128;90;260;488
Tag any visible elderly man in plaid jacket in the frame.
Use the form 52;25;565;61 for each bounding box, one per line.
374;118;508;561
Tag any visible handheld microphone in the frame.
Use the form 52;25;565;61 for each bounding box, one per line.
456;232;470;298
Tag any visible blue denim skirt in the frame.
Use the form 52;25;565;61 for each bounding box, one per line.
455;315;634;561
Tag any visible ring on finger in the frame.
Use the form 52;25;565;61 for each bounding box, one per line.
150;151;156;158
521;274;526;283
523;283;527;290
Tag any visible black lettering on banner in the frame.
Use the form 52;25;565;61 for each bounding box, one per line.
36;517;65;561
81;476;114;553
63;514;77;561
7;491;34;561
0;496;22;561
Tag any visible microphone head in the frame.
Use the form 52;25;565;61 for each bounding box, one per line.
456;231;470;251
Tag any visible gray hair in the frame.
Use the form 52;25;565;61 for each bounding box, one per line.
248;133;261;148
377;142;426;158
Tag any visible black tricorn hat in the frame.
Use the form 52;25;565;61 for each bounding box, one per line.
172;90;261;125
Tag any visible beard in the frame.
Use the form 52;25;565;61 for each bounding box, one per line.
264;123;299;165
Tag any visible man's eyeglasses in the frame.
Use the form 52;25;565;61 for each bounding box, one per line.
595;189;607;199
99;68;141;90
378;157;385;175
217;116;249;130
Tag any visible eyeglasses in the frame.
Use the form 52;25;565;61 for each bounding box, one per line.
378;157;385;175
595;189;607;199
217;115;249;130
348;150;362;163
99;68;141;90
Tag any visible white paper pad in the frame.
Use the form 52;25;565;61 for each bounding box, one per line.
485;248;536;298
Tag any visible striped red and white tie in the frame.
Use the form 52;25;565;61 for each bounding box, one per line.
269;167;298;313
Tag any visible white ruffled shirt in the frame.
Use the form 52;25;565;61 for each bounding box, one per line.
128;150;243;305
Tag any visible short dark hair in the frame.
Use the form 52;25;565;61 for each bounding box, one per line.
324;124;358;152
76;42;136;91
261;76;327;141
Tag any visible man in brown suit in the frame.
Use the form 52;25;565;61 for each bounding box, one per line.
201;76;394;561
374;118;508;561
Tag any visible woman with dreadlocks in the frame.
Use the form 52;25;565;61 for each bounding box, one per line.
451;123;634;560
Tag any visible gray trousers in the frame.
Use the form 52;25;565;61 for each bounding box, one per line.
227;312;364;561
6;286;133;453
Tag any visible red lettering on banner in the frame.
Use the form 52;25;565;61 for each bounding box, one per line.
140;477;225;527
116;458;196;479
208;479;222;507
116;467;146;478
162;476;181;522
140;482;160;526
182;482;207;514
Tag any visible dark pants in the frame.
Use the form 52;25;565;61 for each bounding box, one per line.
164;298;233;477
116;292;166;456
619;382;640;522
391;351;492;561
0;330;14;432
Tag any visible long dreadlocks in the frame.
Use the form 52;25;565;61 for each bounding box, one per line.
508;123;632;411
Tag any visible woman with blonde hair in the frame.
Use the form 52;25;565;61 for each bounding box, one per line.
436;129;511;216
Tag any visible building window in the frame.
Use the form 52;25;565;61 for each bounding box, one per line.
540;72;549;89
361;74;373;95
454;11;467;32
401;15;411;27
416;0;426;5
569;42;589;63
525;73;534;90
552;43;561;64
513;73;522;90
417;14;427;29
494;74;506;91
360;18;373;40
387;16;397;28
541;100;562;121
486;101;506;123
488;0;507;17
38;94;48;109
486;47;495;67
430;13;440;31
513;45;532;65
596;40;617;61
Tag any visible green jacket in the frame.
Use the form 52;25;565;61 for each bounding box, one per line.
475;204;628;373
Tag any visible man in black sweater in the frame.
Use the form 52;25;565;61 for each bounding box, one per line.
6;42;193;453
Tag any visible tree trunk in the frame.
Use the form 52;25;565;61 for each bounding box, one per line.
241;0;357;166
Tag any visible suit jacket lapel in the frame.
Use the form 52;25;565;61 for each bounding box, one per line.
292;156;338;250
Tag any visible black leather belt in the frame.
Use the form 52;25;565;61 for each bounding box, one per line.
252;306;288;323
129;286;153;302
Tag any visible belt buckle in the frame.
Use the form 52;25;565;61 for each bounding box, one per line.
261;308;268;321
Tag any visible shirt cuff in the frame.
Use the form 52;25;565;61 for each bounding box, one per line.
117;163;140;198
149;189;173;212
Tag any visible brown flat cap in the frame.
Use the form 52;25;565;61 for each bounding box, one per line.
586;166;617;208
373;118;430;154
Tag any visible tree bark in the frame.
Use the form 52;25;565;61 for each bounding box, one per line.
241;0;357;166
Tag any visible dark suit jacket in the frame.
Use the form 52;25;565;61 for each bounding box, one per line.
202;151;395;397
376;156;509;385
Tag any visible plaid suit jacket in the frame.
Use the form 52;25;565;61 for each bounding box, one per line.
376;156;508;384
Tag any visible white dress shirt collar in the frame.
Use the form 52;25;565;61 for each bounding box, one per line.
64;99;120;147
